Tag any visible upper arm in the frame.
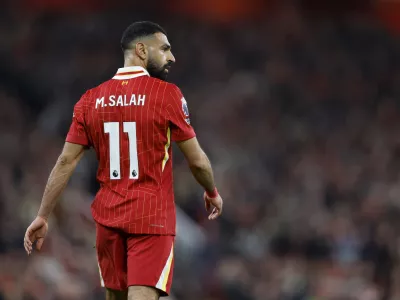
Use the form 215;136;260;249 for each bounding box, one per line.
58;142;86;165
176;137;205;166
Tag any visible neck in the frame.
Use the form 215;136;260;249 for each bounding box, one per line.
124;57;146;69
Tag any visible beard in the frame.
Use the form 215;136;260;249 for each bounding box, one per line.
147;58;171;81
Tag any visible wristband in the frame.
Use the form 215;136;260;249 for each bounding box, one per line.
206;187;218;198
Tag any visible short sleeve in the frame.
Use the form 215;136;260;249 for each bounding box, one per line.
166;85;196;142
66;93;91;147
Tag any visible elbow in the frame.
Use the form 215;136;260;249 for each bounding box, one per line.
56;143;85;168
57;155;75;166
188;155;209;172
58;155;68;165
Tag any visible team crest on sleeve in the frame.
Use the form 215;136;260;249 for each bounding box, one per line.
181;97;191;124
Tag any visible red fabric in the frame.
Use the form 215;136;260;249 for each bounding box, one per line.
375;0;400;35
96;222;174;295
169;0;267;22
66;73;196;235
206;187;219;199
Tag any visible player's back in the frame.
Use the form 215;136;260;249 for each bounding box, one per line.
87;69;170;195
67;66;196;234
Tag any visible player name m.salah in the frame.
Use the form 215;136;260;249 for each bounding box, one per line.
95;94;146;109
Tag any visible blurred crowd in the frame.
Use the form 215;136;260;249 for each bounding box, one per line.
2;2;400;300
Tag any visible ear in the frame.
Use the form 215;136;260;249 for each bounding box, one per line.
135;42;147;60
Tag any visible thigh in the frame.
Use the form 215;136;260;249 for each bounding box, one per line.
96;222;128;291
127;235;175;297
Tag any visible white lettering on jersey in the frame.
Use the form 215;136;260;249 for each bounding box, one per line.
95;97;105;109
129;94;136;106
95;94;146;109
138;95;145;106
109;95;116;106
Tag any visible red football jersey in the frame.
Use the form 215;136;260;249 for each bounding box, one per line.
66;66;196;235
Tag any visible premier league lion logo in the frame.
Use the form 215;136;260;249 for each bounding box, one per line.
181;97;190;117
181;97;191;124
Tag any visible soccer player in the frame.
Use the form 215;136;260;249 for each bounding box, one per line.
23;21;223;300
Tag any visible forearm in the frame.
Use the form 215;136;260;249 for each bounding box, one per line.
37;156;79;220
189;154;216;193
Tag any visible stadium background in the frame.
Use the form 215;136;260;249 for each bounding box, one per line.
2;0;400;299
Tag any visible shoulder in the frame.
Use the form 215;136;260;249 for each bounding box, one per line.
146;78;180;93
145;80;184;103
163;83;184;102
78;81;109;105
165;82;182;94
74;88;94;110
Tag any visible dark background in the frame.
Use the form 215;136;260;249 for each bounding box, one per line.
2;0;400;299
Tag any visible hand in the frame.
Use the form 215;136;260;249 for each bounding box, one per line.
24;216;48;255
204;192;223;220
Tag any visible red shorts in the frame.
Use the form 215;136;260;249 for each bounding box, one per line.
95;222;175;296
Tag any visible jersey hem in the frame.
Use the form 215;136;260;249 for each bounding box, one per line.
92;218;176;236
66;135;90;146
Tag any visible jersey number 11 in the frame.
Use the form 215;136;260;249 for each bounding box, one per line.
104;122;139;180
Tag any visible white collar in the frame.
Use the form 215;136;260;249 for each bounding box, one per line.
113;66;150;80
